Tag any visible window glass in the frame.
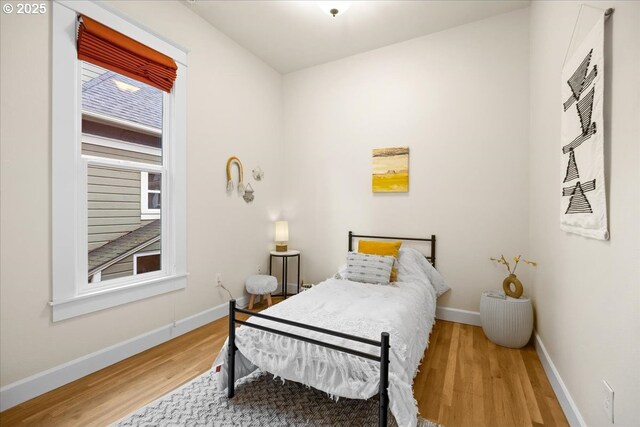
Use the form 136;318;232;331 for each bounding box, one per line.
136;253;161;274
148;173;161;191
82;61;163;285
148;193;161;210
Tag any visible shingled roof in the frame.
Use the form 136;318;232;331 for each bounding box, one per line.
88;220;161;276
82;71;162;130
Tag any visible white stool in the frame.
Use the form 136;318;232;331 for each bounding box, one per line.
245;275;278;310
480;291;533;348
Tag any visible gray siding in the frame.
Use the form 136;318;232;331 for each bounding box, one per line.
101;255;133;281
87;164;142;251
144;242;161;252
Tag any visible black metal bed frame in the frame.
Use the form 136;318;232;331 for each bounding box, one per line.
227;231;437;427
348;231;436;268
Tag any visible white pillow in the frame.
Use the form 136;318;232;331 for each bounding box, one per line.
342;252;395;286
397;247;450;297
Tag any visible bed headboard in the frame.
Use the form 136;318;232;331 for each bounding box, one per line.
348;231;436;267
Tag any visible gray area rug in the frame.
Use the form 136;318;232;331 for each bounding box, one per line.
115;369;441;427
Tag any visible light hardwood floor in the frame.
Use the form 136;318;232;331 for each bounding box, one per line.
1;298;568;427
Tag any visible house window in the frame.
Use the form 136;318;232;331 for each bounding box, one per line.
83;61;164;285
134;251;161;275
141;171;161;220
51;1;188;321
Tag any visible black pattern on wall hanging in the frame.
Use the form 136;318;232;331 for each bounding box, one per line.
563;180;596;214
563;149;580;183
560;12;608;240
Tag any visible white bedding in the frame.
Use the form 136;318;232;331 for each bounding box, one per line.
213;248;440;427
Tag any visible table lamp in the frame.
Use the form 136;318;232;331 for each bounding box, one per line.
275;221;289;252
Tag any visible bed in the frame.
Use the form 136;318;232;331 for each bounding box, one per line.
213;232;448;427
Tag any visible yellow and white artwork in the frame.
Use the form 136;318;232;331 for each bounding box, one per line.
372;147;409;193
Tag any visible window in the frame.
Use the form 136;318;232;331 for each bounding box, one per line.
141;171;161;220
134;251;161;275
51;1;187;321
83;62;163;285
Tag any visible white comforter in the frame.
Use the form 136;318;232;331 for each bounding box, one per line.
214;255;437;427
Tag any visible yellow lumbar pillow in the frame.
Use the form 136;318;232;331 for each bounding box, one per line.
358;240;402;282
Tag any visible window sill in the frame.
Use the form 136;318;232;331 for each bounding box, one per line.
141;214;161;220
50;273;187;322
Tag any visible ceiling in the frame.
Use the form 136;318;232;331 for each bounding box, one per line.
184;1;530;74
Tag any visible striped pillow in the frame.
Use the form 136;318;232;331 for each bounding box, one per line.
343;252;395;286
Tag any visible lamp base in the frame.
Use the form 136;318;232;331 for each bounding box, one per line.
275;244;288;252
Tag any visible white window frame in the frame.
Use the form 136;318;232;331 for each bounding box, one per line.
51;0;188;322
133;250;162;275
140;171;161;220
82;133;162;157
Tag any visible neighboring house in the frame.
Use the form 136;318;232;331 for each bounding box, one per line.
82;64;163;283
88;220;161;283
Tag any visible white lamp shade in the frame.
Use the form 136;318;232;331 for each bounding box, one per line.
275;221;289;242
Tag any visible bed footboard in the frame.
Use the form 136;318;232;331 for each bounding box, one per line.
227;299;391;427
227;299;237;399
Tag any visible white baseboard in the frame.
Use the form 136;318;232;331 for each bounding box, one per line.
534;333;586;427
0;295;248;412
435;306;481;326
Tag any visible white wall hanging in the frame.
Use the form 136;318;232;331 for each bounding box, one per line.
560;11;609;240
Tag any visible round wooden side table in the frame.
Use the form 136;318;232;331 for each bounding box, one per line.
480;291;533;348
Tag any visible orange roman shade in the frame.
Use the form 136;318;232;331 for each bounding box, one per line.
77;15;177;93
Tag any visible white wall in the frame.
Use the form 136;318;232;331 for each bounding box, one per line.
282;9;530;312
0;1;283;387
528;1;640;426
3;3;637;425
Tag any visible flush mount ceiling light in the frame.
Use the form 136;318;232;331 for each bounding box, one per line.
317;1;351;17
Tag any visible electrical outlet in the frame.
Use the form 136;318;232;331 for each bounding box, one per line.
257;265;262;274
602;380;614;423
216;273;222;286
